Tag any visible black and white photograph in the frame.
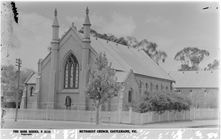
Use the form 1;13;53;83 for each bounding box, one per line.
1;0;220;139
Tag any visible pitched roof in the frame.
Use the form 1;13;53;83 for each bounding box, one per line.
168;71;219;88
41;28;174;82
90;36;174;81
114;71;130;83
24;72;38;84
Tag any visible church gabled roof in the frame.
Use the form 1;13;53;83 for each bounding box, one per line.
47;8;174;82
168;71;219;88
89;36;174;82
24;72;38;84
41;26;174;82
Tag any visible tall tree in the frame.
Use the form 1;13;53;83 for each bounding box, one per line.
1;65;34;102
85;52;121;125
174;47;210;71
204;59;219;71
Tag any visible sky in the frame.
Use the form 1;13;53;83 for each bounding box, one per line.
1;0;220;73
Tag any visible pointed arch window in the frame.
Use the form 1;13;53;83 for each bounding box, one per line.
30;87;34;96
139;81;142;94
128;88;133;103
64;54;79;89
145;83;148;90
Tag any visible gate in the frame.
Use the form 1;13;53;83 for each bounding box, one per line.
120;110;130;124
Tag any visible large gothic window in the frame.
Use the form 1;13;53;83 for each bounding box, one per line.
64;54;79;89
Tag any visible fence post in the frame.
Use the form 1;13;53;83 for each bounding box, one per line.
129;107;132;124
64;110;65;121
118;108;121;124
151;112;153;123
34;110;36;120
140;113;143;125
193;108;195;120
77;105;80;122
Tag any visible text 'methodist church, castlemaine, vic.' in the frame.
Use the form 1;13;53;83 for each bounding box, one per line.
21;8;175;111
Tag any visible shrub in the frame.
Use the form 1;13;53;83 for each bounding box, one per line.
138;90;191;114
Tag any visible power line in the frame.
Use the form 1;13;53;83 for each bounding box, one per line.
16;25;51;39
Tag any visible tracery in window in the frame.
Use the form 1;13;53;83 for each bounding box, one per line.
64;54;79;89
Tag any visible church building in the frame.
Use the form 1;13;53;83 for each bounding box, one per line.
21;8;175;111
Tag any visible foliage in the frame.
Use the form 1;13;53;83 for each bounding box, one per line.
190;89;218;108
204;59;219;71
174;47;210;71
1;65;34;101
85;52;121;124
138;90;191;114
78;28;167;64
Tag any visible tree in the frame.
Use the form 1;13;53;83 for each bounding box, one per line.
78;28;168;64
190;89;218;108
1;65;34;102
204;59;219;71
174;47;210;71
85;52;121;125
129;38;167;64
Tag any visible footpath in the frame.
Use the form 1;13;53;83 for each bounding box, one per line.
2;119;219;129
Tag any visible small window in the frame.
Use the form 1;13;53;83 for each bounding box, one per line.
150;83;152;91
139;81;142;94
156;85;158;90
30;87;34;96
190;90;192;92
128;88;133;103
161;84;163;90
170;82;173;90
65;96;72;110
166;86;168;90
145;83;148;90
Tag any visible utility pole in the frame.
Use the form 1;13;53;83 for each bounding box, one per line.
15;58;22;122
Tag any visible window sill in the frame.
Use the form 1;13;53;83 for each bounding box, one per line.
58;89;79;94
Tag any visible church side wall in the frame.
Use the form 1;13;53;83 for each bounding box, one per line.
26;84;36;109
135;74;172;95
123;72;139;111
122;73;172;111
39;60;51;109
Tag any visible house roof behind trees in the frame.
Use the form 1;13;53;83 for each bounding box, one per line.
168;71;219;88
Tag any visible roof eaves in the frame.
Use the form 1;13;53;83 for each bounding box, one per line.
41;52;51;65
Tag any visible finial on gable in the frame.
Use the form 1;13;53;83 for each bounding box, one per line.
54;8;57;16
86;7;89;14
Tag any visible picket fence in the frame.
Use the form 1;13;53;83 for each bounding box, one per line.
132;108;218;125
3;108;218;125
4;109;120;124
